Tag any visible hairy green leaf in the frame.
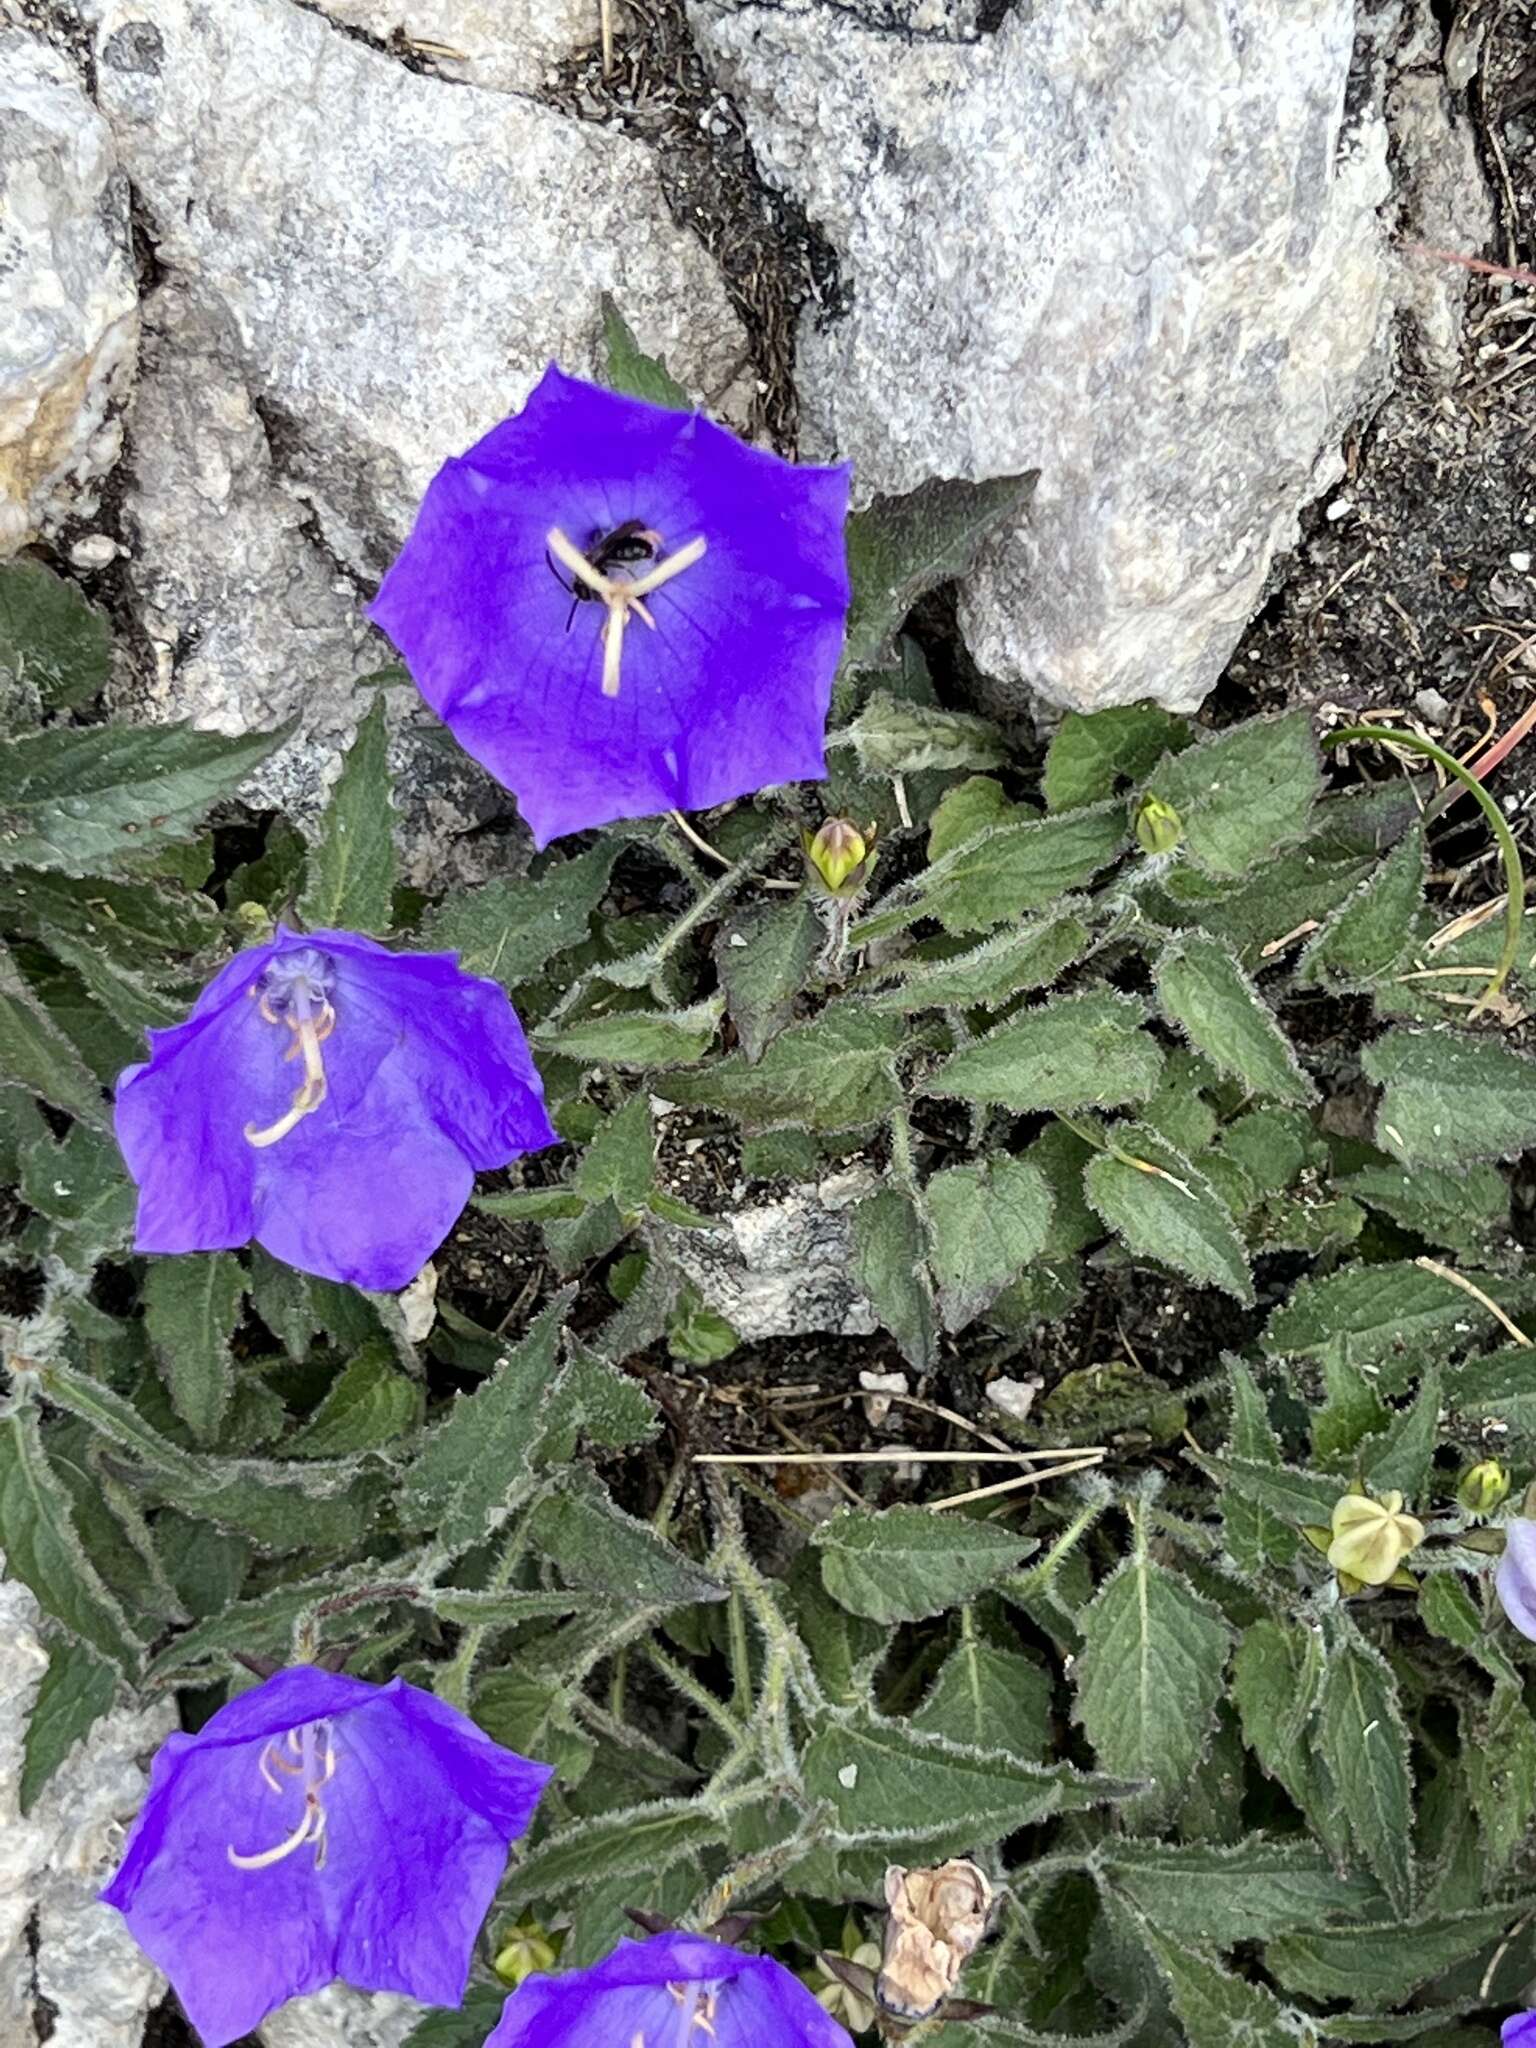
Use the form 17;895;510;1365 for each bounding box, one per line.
664;1001;903;1132
926;1154;1053;1332
1105;1836;1380;1945
850;1187;936;1370
421;843;617;988
1316;1632;1415;1915
835;693;1009;775
1044;704;1192;811
1085;1126;1253;1304
0;718;297;875
814;1506;1030;1624
600;294;693;410
0;1406;139;1671
1143;711;1322;877
141;1252;245;1444
1136;1921;1299;2048
929;992;1162;1114
1155;934;1313;1104
1299;825;1425;987
843;472;1035;670
285;1340;424;1456
1073;1511;1234;1824
1364;1028;1536;1167
298;696;395;934
0;939;109;1126
803;1708;1110;1843
912;1634;1052;1762
715;894;819;1064
0;559;111;714
867;910;1093;1014
19;1633;117;1813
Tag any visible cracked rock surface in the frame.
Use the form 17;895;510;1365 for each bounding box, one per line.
259;1980;427;2048
0;26;137;553
113;280;386;814
0;1573;173;2048
690;0;1426;715
659;1169;880;1340
317;0;591;93
89;0;749;579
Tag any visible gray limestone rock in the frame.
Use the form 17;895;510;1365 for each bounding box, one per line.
318;0;592;93
260;1981;427;2048
690;0;1407;716
0;27;138;553
90;0;750;581
659;1168;879;1340
0;1574;172;2048
114;281;385;815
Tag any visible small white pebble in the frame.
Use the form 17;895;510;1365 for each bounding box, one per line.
727;932;748;949
68;532;118;568
1325;497;1353;522
838;1764;858;1789
1511;551;1532;574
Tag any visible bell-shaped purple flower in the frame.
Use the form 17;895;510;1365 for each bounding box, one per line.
369;367;852;848
114;926;556;1292
1496;1518;1536;1640
1504;2015;1536;2046
486;1931;854;2048
102;1666;553;2047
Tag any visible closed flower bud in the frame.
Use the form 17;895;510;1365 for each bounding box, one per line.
494;1922;561;1988
1458;1460;1511;1517
1327;1489;1425;1587
1133;792;1182;856
803;817;875;898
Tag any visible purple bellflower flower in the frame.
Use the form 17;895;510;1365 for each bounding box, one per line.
114;926;556;1292
369;366;853;848
486;1930;855;2048
1503;2015;1536;2046
1496;1518;1536;1640
101;1666;553;2048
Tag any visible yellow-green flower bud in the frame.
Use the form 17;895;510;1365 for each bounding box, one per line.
803;818;875;898
1327;1490;1425;1587
1133;793;1182;856
1458;1460;1511;1517
493;1921;560;1987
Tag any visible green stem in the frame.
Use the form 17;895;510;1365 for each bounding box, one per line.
641;1640;746;1746
1324;724;1526;1013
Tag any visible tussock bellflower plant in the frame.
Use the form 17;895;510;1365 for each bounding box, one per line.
369;366;852;847
1496;1517;1536;1640
101;1666;553;2047
485;1930;855;2048
114;926;556;1291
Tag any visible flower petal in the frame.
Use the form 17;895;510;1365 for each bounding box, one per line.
370;366;852;847
1497;1520;1536;1642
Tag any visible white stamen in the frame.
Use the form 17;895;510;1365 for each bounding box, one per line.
244;996;332;1150
227;1721;337;1873
602;604;627;700
625;534;707;599
227;1801;320;1870
545;526;705;699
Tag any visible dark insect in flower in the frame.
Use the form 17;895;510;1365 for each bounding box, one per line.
544;518;658;630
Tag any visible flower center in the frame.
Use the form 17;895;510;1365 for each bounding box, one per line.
227;1719;337;1873
546;525;707;700
665;1982;720;2042
243;949;337;1151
